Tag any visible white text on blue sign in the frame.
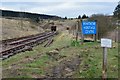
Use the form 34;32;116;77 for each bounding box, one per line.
82;21;97;35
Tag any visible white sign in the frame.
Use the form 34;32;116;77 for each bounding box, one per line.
101;38;112;48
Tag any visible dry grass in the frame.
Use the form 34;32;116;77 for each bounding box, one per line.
0;17;77;40
1;17;44;40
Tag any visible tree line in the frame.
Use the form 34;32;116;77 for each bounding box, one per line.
1;9;61;20
64;14;89;20
114;2;120;19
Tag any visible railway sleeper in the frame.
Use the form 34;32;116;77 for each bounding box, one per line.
3;44;25;54
8;32;52;45
2;32;56;60
1;34;54;56
2;47;32;60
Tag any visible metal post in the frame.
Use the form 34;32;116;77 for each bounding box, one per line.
102;47;107;80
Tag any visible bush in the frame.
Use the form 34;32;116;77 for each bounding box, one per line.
71;40;80;47
89;14;115;39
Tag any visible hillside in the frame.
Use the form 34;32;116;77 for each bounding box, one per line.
1;9;61;20
1;17;44;40
1;15;77;40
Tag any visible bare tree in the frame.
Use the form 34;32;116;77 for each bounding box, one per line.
89;14;115;39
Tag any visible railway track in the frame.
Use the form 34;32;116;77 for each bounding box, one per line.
1;32;50;46
0;31;57;60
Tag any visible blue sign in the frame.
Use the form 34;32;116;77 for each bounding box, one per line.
82;21;97;34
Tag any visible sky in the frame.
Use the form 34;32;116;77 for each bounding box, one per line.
0;0;119;18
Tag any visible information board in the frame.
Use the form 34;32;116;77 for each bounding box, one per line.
82;21;97;34
101;38;112;48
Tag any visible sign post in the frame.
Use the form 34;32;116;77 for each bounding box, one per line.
102;47;107;79
101;38;112;80
81;21;97;43
82;21;97;35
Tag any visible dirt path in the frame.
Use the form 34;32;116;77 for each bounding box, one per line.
45;55;82;78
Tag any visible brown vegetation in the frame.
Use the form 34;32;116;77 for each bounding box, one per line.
1;17;44;40
89;14;116;39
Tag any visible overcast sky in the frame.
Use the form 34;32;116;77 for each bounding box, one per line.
1;0;119;18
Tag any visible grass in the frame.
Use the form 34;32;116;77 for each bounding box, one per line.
2;31;118;78
1;17;44;40
72;42;118;78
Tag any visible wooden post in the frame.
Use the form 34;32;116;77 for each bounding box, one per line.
78;20;81;35
101;38;112;80
81;33;84;45
96;20;98;41
81;20;84;45
102;47;107;80
94;20;97;42
77;20;79;40
94;34;97;42
76;32;78;41
76;23;78;41
102;47;107;79
115;26;118;42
